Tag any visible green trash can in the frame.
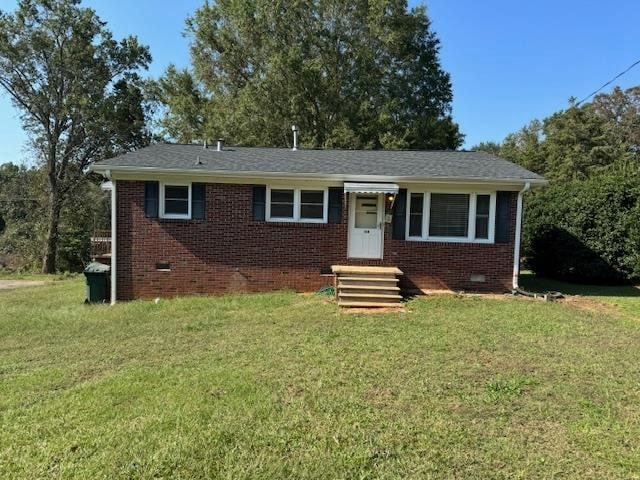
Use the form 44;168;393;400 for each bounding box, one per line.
84;262;111;303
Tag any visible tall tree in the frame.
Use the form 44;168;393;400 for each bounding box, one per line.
147;65;208;143
542;102;626;182
473;88;640;183
591;86;640;152
0;0;151;273
156;0;462;149
498;120;546;175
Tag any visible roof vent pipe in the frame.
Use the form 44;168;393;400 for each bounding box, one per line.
217;139;224;151
291;125;299;151
203;139;207;149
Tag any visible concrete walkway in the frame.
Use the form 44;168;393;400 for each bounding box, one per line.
0;280;48;290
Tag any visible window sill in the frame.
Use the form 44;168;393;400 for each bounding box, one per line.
405;236;494;245
160;215;192;220
266;218;327;225
263;220;331;227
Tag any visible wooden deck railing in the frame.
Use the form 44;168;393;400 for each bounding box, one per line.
90;229;111;259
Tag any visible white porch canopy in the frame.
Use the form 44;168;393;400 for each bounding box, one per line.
343;182;399;194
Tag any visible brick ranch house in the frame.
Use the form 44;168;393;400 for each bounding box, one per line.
90;142;545;304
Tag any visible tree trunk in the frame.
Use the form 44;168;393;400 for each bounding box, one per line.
41;184;62;274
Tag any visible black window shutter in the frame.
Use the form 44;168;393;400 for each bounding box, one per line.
252;185;266;221
192;183;206;219
328;187;343;223
392;188;407;240
495;191;514;243
144;181;159;218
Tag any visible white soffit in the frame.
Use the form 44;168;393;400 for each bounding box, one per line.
343;182;399;194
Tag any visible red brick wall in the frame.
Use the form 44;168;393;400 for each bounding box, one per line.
116;181;517;300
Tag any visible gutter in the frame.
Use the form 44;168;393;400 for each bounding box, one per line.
89;164;547;187
512;182;531;290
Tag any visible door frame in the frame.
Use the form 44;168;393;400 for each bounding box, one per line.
347;192;384;259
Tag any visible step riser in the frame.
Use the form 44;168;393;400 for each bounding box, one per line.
339;289;400;297
339;276;399;281
339;280;399;288
338;275;399;283
338;284;400;291
338;301;403;308
339;293;402;300
340;299;402;304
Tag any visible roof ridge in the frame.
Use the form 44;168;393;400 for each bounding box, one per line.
161;142;490;154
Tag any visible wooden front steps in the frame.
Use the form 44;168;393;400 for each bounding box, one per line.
331;265;404;308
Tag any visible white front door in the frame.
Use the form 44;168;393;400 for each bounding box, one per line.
348;193;383;259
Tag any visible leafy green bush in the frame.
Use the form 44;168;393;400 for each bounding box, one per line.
523;173;640;284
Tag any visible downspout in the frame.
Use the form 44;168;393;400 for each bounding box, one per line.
109;174;117;305
512;181;531;290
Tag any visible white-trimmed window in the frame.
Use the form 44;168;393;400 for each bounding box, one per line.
300;190;325;220
406;191;496;243
160;183;191;219
270;188;295;219
408;192;425;237
474;194;492;240
267;187;328;223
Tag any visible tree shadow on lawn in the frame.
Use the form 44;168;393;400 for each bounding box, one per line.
519;272;640;298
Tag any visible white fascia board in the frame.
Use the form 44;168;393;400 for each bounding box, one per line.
89;164;548;187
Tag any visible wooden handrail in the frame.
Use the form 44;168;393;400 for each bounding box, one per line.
90;230;111;257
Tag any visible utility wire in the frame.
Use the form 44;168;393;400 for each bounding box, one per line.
576;58;640;106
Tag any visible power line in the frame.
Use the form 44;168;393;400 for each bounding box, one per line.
576;58;640;106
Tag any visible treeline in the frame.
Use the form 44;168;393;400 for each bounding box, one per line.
0;164;109;271
475;86;640;283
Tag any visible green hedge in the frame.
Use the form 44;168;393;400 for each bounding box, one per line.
523;174;640;284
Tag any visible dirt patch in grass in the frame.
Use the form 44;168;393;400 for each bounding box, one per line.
364;387;397;405
563;295;630;318
458;289;635;320
281;384;305;405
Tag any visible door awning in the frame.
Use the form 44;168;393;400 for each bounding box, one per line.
343;182;400;194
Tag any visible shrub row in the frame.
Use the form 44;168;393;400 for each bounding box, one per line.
523;173;640;284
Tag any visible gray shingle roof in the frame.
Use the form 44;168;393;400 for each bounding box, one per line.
92;143;544;182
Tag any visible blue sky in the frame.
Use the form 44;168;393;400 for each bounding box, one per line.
1;0;639;164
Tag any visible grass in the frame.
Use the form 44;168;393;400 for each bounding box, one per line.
0;270;77;281
1;278;639;478
520;271;640;317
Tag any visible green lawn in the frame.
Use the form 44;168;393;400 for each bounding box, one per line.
0;271;76;281
520;272;640;317
1;278;639;479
